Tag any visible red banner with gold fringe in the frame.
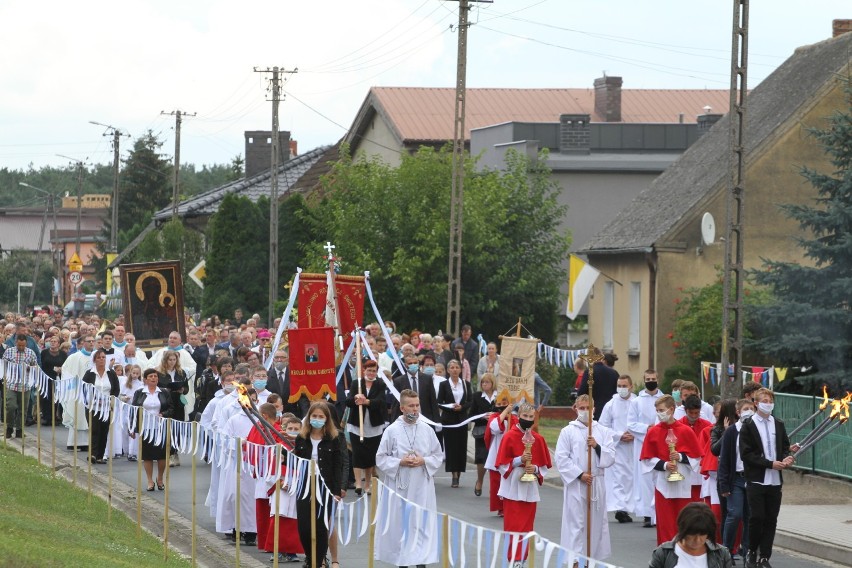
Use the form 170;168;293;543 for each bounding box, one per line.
297;273;329;328
335;274;366;351
287;326;337;402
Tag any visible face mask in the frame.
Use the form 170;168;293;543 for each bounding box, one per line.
577;410;589;423
408;363;420;374
617;387;630;399
739;409;754;421
309;418;326;429
273;362;285;372
518;418;534;430
222;383;236;393
672;390;682;404
422;366;435;376
656;410;670;422
758;402;774;415
275;411;283;418
286;429;300;437
253;380;267;391
404;412;419;423
645;381;658;392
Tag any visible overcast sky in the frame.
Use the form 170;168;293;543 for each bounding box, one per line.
0;0;844;174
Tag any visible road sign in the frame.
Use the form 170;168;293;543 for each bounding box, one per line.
68;252;83;272
189;259;206;289
68;271;83;285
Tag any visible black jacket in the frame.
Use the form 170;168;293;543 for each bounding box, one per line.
437;378;472;425
391;372;440;423
578;362;620;421
649;540;733;568
294;434;342;497
345;378;387;429
717;423;742;495
130;388;174;419
81;368;121;397
266;366;291;398
738;414;791;485
470;392;494;427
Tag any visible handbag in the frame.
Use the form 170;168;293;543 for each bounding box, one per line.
471;424;486;439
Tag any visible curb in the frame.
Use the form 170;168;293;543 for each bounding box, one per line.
775;530;849;567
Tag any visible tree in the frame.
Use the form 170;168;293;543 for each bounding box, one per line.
117;131;171;231
0;254;53;312
307;145;569;342
750;88;852;393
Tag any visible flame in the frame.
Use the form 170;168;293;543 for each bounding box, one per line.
819;384;831;411
235;382;252;409
830;392;852;421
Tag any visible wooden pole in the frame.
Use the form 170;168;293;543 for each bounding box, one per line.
528;535;536;567
21;374;26;456
108;396;115;522
87;403;93;502
191;421;197;568
367;481;377;568
36;391;42;464
51;380;56;473
235;437;241;567
73;385;78;486
356;329;364;441
164;419;171;561
136;407;143;539
516;317;522;337
442;514;450;568
2;378;7;451
579;344;604;560
273;445;282;568
310;459;317;568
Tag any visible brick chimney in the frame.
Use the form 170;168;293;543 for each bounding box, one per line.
833;19;852;37
559;114;591;154
594;75;623;122
244;130;291;178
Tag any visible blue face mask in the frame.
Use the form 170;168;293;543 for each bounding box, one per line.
310;418;326;429
408;363;420;374
422;366;435;375
253;380;267;391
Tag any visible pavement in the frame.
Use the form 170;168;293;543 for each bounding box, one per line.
4;423;851;568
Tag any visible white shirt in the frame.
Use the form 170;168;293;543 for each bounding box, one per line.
449;378;464;404
310;437;320;461
141;388;164;414
673;543;708;568
752;412;781;486
735;421;745;472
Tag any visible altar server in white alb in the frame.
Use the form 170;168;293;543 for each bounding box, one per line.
61;334;95;450
598;374;637;523
627;369;664;527
556;395;616;563
375;389;444;568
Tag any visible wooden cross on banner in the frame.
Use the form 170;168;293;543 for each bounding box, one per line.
578;343;604;559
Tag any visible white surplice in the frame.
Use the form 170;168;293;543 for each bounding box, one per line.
202;390;228;517
216;412;257;534
61;350;93;448
555;420;616;561
627;389;663;518
599;392;636;513
375;416;443;567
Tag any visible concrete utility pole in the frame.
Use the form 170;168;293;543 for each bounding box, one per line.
19;182;58;306
254;65;297;325
720;0;749;399
161;110;196;220
89;121;129;253
59;154;86;256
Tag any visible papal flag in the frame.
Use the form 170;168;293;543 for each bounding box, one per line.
566;254;600;320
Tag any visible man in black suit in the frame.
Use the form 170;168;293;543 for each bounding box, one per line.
192;329;218;375
391;354;440;423
216;330;241;358
577;348;620;421
266;348;308;418
738;388;796;568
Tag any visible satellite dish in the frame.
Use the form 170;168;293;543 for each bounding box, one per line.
701;212;716;246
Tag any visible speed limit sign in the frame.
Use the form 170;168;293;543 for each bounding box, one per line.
68;271;83;285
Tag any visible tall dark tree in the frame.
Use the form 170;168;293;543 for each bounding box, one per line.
751;88;852;393
117;131;171;230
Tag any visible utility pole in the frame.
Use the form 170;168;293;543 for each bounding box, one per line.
720;0;749;399
59;155;87;256
254;66;297;325
161;110;196;220
18;182;58;307
89;121;129;253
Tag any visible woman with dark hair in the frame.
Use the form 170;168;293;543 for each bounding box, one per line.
81;348;120;463
649;502;733;568
437;359;472;487
345;359;387;496
130;368;174;491
294;401;342;568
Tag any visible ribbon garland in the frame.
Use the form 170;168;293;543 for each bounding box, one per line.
699;361;782;388
536;343;587;368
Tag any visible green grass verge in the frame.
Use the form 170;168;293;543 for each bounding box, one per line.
538;417;569;449
0;446;191;568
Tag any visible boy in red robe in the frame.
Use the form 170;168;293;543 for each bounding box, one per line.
245;403;284;554
640;394;702;545
495;402;552;564
678;395;713;500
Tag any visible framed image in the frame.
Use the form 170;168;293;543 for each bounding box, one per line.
120;261;185;349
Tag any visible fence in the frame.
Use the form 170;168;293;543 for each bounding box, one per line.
775;392;852;480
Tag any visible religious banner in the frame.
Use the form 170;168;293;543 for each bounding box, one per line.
120;261;185;350
334;274;366;351
496;336;539;404
287;326;337;402
297;273;329;328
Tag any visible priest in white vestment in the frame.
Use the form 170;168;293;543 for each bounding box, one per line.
61;336;94;449
556;395;616;563
627;373;664;524
598;375;637;520
375;389;443;568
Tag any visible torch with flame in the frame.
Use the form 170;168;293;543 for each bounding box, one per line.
235;383;294;450
793;391;851;457
789;385;832;437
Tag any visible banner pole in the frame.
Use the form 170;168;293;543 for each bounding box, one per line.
235;437;241;568
356;328;364;441
164;418;171;562
192;421;197;568
137;407;143;540
273;445;281;568
310;460;317;568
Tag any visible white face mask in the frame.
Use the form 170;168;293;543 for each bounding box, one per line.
617;387;630;399
739;409;754;421
576;410;589;423
758;402;774;415
656;410;670;422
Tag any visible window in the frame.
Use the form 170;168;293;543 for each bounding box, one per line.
629;282;641;354
603;281;614;350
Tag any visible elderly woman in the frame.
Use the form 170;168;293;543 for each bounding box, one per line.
131;368;173;491
649;502;733;568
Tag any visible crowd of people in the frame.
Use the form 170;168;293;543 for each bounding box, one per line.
0;308;799;568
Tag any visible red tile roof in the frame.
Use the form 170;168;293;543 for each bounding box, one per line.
369;87;731;142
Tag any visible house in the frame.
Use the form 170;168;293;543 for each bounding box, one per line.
578;28;852;379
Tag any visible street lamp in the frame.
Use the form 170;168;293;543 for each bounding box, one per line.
18;182;58;307
17;282;33;315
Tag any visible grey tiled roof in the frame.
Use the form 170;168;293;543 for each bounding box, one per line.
152;145;331;222
580;33;852;253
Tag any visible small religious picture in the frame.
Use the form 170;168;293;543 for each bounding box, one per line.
512;357;524;377
305;344;319;363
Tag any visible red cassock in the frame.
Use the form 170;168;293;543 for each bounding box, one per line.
485;413;518;514
640;420;702;545
246;423;285;551
697;425;723;541
495;425;552;560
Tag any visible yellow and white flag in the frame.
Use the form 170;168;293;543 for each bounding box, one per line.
566;254;600;320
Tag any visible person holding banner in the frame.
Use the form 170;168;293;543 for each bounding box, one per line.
375;389;443;568
485;397;516;517
345;359;387;496
437;359;473;488
496;402;551;565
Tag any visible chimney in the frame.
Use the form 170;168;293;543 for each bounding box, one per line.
593;75;623;122
697;109;723;136
559;114;591;154
833;19;852;37
244;130;291;178
289;139;298;157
